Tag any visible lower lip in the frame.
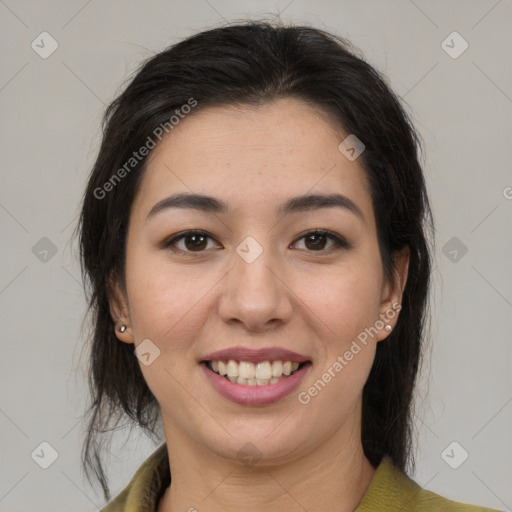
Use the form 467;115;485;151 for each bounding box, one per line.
201;363;311;406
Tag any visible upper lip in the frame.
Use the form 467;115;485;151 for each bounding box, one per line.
201;346;310;363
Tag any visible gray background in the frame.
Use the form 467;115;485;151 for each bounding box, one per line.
1;1;511;511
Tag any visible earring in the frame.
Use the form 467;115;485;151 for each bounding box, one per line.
384;324;392;332
119;325;127;333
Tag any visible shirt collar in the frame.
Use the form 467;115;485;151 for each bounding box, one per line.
103;444;419;512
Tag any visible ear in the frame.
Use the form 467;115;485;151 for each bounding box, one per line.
107;274;134;344
375;247;410;342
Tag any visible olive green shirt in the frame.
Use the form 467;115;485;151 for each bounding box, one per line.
101;443;501;511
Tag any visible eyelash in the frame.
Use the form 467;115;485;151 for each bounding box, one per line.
162;229;351;255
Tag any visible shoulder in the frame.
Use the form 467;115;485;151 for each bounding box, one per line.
100;443;170;512
412;488;502;511
356;456;503;512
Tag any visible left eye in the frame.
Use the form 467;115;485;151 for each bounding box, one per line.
163;230;349;254
293;230;349;251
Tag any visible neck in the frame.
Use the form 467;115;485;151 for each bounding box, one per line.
157;419;376;512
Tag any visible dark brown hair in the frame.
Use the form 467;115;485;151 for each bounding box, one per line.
76;20;433;501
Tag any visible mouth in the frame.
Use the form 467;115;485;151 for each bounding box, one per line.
203;359;309;386
200;347;312;406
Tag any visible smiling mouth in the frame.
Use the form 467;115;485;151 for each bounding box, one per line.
204;359;310;386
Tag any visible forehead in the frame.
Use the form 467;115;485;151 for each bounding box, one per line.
132;97;374;222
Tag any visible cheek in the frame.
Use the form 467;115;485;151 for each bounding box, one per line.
124;244;207;343
124;251;210;413
299;342;376;434
293;254;384;338
296;262;381;419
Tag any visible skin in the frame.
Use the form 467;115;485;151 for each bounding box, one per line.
110;97;409;512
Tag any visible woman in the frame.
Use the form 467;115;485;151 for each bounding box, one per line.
77;21;500;512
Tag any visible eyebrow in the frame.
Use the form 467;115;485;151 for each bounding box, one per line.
146;192;364;221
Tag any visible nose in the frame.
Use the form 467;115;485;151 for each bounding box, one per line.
217;243;294;333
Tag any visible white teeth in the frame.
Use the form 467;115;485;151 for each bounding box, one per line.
255;361;272;380
226;360;238;377
208;359;306;385
271;360;283;377
239;361;255;379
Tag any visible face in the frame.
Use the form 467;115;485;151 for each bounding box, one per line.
111;97;408;466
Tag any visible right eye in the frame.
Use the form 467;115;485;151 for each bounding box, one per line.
163;230;221;254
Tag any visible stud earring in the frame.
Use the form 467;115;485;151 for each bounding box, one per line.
384;324;392;332
119;325;127;333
